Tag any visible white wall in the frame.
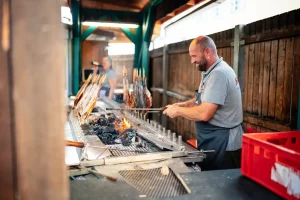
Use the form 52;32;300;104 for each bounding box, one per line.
153;0;300;49
108;43;135;55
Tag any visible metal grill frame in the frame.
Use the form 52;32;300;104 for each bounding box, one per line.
119;167;188;198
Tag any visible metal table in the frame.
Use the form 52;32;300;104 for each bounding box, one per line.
70;169;283;200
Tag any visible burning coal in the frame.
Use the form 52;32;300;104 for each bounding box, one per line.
89;113;136;146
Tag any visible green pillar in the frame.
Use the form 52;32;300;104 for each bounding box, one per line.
119;0;162;77
67;28;73;96
71;0;81;94
81;16;108;41
133;26;142;69
141;7;156;78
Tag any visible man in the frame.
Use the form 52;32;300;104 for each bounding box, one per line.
163;36;244;170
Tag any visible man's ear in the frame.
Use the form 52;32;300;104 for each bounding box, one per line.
204;48;210;56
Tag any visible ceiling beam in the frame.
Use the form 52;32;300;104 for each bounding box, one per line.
167;12;175;17
81;1;140;12
85;0;143;10
155;0;189;21
187;0;196;6
82;8;141;24
82;8;140;18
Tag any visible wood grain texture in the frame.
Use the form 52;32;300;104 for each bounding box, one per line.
292;36;300;128
282;37;294;123
257;42;265;116
110;55;134;87
275;38;286;121
151;56;163;88
244;114;292;132
0;0;15;199
262;41;271;117
252;43;260;114
247;44;255;113
81;40;108;71
268;40;279;118
11;0;69;199
243;45;249;112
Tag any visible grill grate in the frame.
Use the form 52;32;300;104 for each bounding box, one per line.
119;168;188;198
109;145;150;156
108;143;160;157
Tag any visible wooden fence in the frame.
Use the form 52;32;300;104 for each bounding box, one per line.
149;9;300;141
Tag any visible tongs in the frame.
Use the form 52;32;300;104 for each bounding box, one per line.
106;106;167;113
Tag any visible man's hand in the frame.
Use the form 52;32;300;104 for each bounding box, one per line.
163;104;181;118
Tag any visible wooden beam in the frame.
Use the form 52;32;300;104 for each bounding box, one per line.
82;8;140;24
244;113;292;132
85;0;144;10
159;16;173;24
167;12;175;17
195;0;206;4
242;26;300;44
10;0;68;199
0;0;15;199
187;0;196;6
155;0;189;21
162;45;169;127
81;1;141;12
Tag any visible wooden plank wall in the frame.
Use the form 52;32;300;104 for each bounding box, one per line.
82;40;108;69
0;1;15;199
150;9;300;140
242;9;300;132
150;55;163;123
110;55;134;87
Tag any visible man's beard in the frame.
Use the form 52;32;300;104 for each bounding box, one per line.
196;56;208;71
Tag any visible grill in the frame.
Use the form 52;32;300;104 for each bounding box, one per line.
108;142;160;157
119;168;188;198
109;145;152;156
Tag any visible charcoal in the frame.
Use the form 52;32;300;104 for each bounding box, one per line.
108;123;115;129
98;117;108;126
107;113;116;123
120;128;136;146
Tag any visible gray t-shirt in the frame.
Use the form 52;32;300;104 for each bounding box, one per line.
101;68;116;88
198;57;243;151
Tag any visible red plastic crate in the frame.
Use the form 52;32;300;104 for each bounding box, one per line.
241;131;300;199
245;126;261;133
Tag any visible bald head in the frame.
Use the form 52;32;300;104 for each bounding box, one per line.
189;35;219;71
190;36;217;53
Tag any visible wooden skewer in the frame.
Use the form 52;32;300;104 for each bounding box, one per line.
65;140;85;148
79;166;118;182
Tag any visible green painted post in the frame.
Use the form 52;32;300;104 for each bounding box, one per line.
67;29;73;95
71;0;81;94
141;6;156;78
121;28;136;44
81;16;108;41
134;26;142;69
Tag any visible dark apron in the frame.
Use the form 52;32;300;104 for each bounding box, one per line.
195;91;230;170
100;87;110;97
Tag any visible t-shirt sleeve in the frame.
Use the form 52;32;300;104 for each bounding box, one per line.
202;70;228;105
107;70;117;80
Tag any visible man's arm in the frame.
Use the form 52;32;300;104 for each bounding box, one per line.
163;102;218;121
174;97;196;107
